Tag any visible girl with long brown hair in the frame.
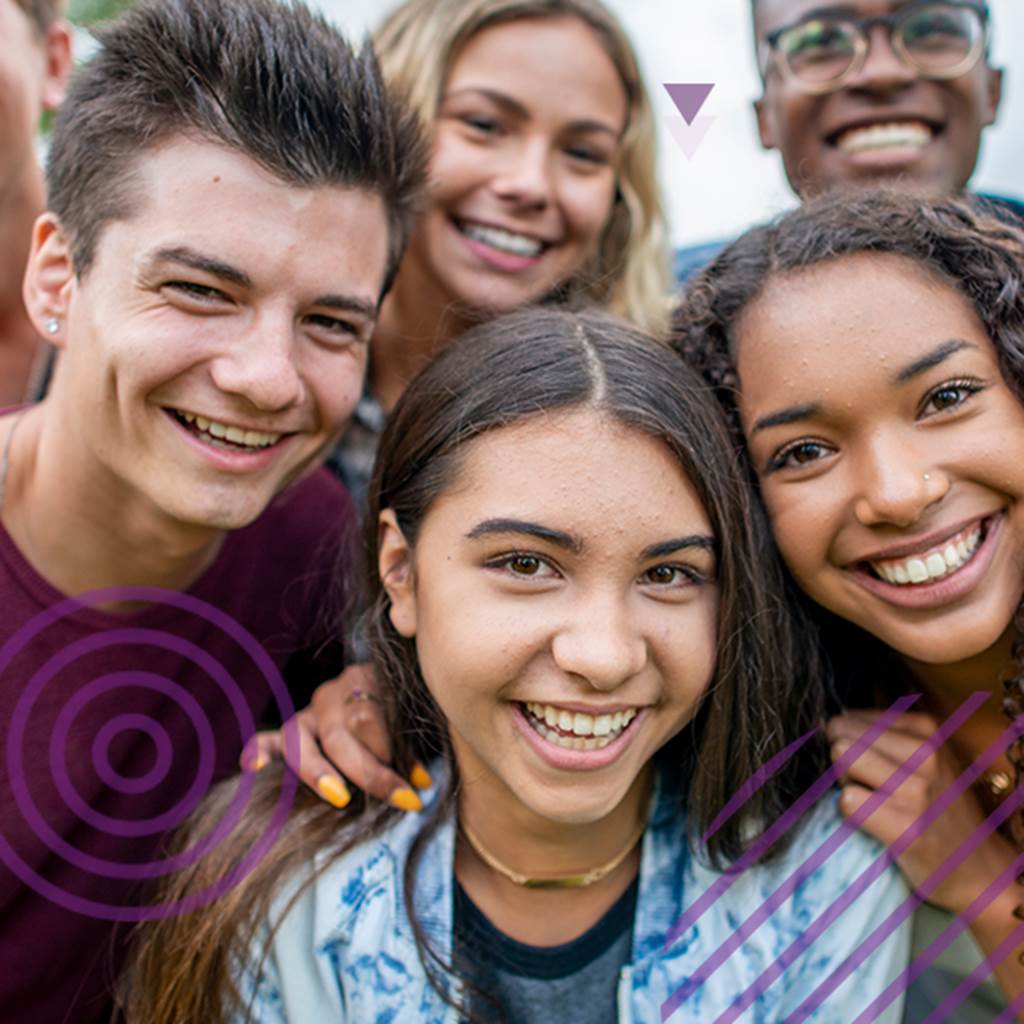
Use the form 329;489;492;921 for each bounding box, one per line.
125;309;910;1023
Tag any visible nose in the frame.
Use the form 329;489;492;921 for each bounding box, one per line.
551;588;647;691
208;311;305;412
848;24;918;93
852;434;949;527
490;138;553;211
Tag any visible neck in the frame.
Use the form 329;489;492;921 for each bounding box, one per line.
1;406;224;599
453;764;649;946
370;258;478;415
901;627;1017;767
0;164;46;405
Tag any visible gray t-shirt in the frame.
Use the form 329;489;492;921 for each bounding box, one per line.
453;878;637;1023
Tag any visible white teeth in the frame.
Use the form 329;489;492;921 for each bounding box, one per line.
837;121;932;154
524;702;639;749
459;221;544;257
870;526;982;587
173;410;282;450
573;712;594;736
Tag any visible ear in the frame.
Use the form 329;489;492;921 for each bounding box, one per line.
22;214;75;349
40;20;73;112
378;509;418;638
754;95;777;151
982;65;1003;127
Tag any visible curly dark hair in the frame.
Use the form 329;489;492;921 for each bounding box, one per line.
673;187;1024;852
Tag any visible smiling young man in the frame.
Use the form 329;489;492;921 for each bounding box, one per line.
0;0;71;404
0;0;425;1020
674;0;1018;282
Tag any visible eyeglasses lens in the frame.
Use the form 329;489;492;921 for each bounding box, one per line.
778;4;983;87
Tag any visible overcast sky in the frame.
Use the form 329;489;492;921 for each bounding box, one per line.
313;0;1024;247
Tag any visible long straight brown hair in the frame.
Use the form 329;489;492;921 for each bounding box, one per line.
122;308;828;1023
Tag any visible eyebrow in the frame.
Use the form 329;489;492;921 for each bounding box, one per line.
443;87;621;137
750;401;823;435
144;245;378;321
641;535;717;560
466;518;582;553
893;339;978;384
146;245;253;289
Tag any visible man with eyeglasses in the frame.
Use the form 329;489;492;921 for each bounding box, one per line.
674;1;1018;282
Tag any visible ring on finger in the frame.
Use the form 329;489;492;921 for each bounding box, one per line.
345;687;381;705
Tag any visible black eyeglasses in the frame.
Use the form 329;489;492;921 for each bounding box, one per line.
762;2;989;94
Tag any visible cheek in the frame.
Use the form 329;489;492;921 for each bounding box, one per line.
562;176;616;242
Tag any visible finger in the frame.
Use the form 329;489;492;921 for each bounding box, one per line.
318;724;421;811
832;739;924;797
827;711;940;747
239;730;277;772
280;711;353;809
837;784;907;847
832;727;938;775
312;668;393;766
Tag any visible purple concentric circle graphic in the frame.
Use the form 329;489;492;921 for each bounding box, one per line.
0;587;301;921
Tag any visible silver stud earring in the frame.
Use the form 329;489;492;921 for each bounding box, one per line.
923;473;932;482
44;318;60;336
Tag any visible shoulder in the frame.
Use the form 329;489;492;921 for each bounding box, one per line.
633;794;911;1022
673;239;730;286
244;785;456;1021
968;191;1024;227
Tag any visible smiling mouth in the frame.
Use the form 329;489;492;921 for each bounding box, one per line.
454;218;549;258
521;702;639;751
167;409;286;452
832;120;937;155
861;518;989;587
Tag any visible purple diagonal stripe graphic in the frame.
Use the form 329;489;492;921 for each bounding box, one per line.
663;83;714;125
924;858;1024;1024
702;727;818;843
660;692;988;1022
994;972;1024;1024
767;716;1024;1024
672;693;986;1023
661;694;921;956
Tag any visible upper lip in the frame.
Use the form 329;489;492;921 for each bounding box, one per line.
519;699;646;715
167;406;297;435
850;513;994;565
455;216;557;246
825;111;943;145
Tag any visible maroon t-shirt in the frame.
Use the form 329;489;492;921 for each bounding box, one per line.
0;469;354;1023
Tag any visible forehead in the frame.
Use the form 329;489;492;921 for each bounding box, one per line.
736;252;992;401
755;0;913;33
431;409;711;540
93;136;389;295
445;16;627;126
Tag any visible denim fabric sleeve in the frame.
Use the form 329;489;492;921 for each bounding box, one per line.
774;804;912;1024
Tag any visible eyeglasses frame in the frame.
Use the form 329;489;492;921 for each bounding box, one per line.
761;1;990;95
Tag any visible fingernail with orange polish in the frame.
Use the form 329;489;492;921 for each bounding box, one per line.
317;775;351;809
389;787;423;812
410;763;433;790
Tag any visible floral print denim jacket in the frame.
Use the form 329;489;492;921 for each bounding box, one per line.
238;769;911;1023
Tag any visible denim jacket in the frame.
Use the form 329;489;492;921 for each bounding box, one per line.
238;772;910;1023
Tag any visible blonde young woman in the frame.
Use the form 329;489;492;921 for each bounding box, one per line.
245;0;672;804
329;0;670;508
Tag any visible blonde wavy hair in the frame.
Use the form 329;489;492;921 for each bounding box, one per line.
375;0;672;335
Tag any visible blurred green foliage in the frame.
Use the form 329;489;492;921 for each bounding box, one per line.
68;0;133;25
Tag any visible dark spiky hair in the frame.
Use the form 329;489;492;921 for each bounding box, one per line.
46;0;428;291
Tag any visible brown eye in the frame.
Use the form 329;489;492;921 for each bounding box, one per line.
508;555;543;576
645;565;681;585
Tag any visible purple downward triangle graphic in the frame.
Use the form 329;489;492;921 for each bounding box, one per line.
664;83;714;125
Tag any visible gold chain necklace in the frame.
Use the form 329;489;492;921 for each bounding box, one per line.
458;813;647;890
